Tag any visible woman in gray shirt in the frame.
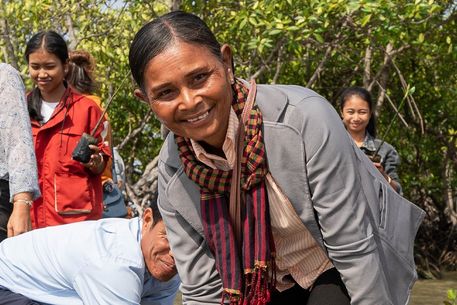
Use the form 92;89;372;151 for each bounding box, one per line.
340;86;402;194
0;63;40;241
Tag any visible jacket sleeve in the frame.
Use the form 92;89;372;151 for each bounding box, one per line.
157;160;223;305
297;97;392;305
0;64;40;200
381;143;402;194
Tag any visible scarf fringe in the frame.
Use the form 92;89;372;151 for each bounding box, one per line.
221;265;275;305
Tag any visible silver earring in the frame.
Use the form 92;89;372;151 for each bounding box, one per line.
228;69;235;84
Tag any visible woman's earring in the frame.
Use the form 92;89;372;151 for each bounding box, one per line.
228;69;235;84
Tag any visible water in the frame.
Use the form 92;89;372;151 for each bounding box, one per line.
409;272;457;305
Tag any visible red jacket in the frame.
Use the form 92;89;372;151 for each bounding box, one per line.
30;88;110;228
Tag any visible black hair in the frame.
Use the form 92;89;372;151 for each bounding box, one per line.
67;50;98;95
339;86;377;137
24;30;69;122
129;11;222;91
149;200;163;228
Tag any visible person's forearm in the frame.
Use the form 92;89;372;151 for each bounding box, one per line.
8;192;33;237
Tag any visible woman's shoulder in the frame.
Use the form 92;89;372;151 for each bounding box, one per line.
373;137;398;155
256;83;339;129
69;90;103;111
256;83;326;106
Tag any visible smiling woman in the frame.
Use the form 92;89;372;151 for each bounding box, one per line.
134;41;233;149
24;31;111;228
129;11;424;305
339;87;402;193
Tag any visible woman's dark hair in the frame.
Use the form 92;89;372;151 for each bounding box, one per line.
24;30;69;122
67;50;98;95
339;86;377;137
129;11;222;91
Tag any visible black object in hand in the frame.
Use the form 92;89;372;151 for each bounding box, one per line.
360;147;382;163
72;133;97;163
366;151;382;163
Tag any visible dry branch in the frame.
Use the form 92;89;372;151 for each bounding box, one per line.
117;110;153;150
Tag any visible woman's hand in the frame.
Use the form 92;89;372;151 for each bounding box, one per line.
373;162;399;192
7;192;33;237
82;144;106;174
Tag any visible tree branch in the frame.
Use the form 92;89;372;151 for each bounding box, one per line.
362;28;372;88
65;14;78;50
367;43;410;92
249;38;285;80
306;15;351;88
392;60;425;134
375;80;409;128
272;44;284;84
117;110;153;150
0;17;18;70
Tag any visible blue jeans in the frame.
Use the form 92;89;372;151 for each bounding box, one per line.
0;286;42;305
0;179;12;242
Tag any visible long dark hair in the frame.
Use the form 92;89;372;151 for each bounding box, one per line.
25;30;69;122
67;50;98;95
339;86;377;137
129;11;222;91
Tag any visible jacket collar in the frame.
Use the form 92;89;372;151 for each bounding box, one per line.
30;87;82;131
240;79;288;123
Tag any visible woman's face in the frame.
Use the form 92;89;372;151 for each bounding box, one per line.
28;48;67;100
341;95;372;134
137;41;234;149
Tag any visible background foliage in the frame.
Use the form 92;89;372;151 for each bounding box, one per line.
1;0;455;276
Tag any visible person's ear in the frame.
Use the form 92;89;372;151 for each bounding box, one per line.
134;88;149;104
220;44;234;83
142;207;154;231
63;62;69;75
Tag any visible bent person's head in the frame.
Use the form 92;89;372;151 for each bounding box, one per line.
129;11;235;149
141;205;177;281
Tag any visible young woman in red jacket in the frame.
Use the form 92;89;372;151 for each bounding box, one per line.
25;31;111;228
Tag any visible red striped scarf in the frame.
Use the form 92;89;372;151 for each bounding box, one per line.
175;80;275;304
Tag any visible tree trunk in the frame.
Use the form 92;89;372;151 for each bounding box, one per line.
0;17;19;70
170;0;182;11
65;14;78;50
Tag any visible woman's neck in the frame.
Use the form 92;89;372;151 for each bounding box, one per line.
199;141;225;158
349;130;366;147
41;83;66;103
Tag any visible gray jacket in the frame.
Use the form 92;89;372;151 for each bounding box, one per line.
157;84;425;305
360;132;402;193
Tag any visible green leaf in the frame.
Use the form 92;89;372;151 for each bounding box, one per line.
448;289;457;300
239;18;247;29
361;14;372;27
268;29;282;35
418;33;425;43
314;33;324;43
